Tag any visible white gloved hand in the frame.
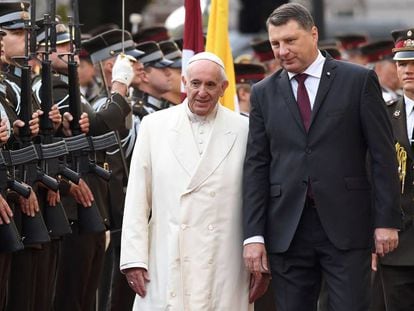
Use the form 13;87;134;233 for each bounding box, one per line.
111;54;136;87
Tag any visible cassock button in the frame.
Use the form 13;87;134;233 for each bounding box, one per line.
208;224;214;231
210;191;216;197
170;292;176;297
181;224;188;230
305;147;312;154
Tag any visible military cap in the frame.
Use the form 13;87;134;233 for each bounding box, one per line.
391;28;414;61
335;33;367;52
359;40;394;63
0;2;30;30
174;38;183;51
133;25;170;43
250;39;273;62
81;29;144;64
234;54;253;64
135;41;172;68
318;40;341;60
36;19;70;46
323;46;341;60
159;40;181;68
234;63;265;84
88;23;119;38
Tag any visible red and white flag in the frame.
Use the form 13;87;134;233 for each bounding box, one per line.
181;0;204;97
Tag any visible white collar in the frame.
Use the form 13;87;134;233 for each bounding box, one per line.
184;98;218;123
404;94;414;115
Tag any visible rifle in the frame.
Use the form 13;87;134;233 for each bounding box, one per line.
0;150;30;253
65;0;116;233
11;0;58;245
37;4;80;237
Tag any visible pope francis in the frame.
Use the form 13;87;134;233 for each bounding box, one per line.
120;52;252;310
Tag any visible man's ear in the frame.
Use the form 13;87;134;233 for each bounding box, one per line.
140;69;150;83
106;59;114;73
220;80;229;96
181;75;187;87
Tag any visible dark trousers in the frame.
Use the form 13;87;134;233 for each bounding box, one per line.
370;268;386;311
7;247;42;311
98;231;135;311
268;200;371;311
379;265;414;311
0;253;11;311
54;222;105;311
33;240;60;311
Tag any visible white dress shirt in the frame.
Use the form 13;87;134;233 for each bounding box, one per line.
185;101;218;156
405;95;414;141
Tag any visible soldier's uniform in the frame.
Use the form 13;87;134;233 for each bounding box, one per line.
359;40;402;102
250;38;281;75
0;3;56;311
318;40;342;60
82;29;143;311
0;53;14;311
132;25;170;44
378;28;414;311
334;33;368;65
159;40;183;106
234;62;266;117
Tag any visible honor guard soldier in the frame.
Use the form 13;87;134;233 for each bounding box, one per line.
0;29;15;311
250;38;281;75
131;40;173;118
78;49;101;103
318;40;342;60
334;33;368;65
373;27;414;311
234;62;265;117
359;40;402;102
82;28;143;311
0;3;61;310
132;25;170;44
159;40;182;105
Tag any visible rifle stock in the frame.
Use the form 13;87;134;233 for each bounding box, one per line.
0;152;24;253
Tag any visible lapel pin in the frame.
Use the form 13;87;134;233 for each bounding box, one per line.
326;72;331;77
393;110;401;118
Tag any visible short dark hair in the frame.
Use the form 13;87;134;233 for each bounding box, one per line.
266;3;314;31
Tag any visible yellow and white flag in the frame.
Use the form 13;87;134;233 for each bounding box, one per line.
206;0;238;111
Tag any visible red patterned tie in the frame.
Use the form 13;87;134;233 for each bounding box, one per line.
295;73;311;131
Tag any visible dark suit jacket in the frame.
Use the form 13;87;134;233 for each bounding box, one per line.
243;55;401;253
381;97;414;265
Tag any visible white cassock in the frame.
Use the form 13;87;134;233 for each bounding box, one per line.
120;101;252;311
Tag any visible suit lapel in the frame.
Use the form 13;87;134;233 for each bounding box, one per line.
168;104;200;177
279;71;305;132
185;106;237;193
311;57;337;128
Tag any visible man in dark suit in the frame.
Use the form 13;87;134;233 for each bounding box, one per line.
242;3;402;311
372;27;414;311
